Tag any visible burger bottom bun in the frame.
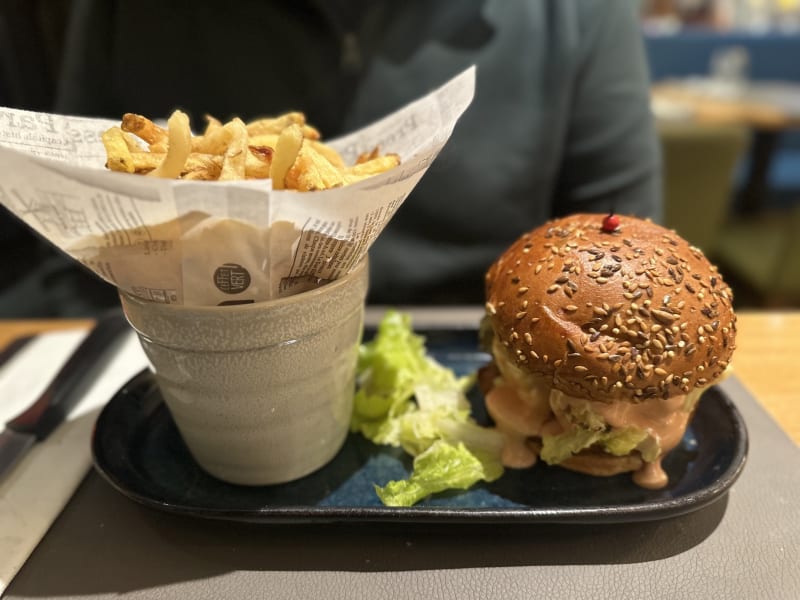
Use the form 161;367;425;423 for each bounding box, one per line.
558;449;644;477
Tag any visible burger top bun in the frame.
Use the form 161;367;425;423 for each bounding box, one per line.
484;213;736;403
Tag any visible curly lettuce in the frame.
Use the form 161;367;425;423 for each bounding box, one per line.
351;310;504;506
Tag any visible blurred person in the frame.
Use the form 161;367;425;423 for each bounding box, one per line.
0;0;661;315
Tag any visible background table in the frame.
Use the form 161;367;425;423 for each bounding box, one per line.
652;78;800;214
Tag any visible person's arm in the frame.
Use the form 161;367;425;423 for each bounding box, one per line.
554;1;662;221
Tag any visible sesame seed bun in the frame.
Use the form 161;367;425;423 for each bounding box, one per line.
484;213;737;404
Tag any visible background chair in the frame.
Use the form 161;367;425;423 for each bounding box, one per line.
714;204;800;307
658;119;750;254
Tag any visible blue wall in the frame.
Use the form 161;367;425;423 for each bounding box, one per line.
645;30;800;82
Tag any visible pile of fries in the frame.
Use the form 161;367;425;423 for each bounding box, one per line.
101;110;400;190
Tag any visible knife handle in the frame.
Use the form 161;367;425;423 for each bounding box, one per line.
5;309;129;440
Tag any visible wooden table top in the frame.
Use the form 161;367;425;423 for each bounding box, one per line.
0;311;798;445
652;79;800;131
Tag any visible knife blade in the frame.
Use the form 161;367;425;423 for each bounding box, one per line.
0;309;129;482
0;334;34;371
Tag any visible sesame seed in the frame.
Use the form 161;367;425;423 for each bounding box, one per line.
547;285;559;293
516;311;527;320
524;332;533;344
564;305;578;312
652;309;677;324
574;365;589;372
518;286;529;294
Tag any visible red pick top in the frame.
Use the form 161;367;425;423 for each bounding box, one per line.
602;213;620;233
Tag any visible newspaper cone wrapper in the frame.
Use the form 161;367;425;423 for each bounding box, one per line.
0;67;475;306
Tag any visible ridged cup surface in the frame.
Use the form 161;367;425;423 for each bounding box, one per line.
119;261;368;485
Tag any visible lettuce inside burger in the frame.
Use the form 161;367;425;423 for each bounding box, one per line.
480;213;736;489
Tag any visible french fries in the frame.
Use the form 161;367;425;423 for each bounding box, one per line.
149;110;192;179
101;127;135;173
103;109;399;190
270;123;304;190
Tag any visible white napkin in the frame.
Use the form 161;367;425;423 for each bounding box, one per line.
0;328;148;594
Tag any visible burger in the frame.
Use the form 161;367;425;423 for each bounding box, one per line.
480;213;736;489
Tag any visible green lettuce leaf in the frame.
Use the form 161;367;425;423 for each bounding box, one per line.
375;440;504;507
352;310;504;505
602;427;651;458
541;426;655;465
540;428;603;465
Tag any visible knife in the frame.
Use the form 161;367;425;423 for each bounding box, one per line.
0;309;129;482
0;334;34;370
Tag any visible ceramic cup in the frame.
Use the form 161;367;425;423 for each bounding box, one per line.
119;260;368;486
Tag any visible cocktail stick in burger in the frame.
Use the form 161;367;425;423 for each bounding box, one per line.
481;213;737;489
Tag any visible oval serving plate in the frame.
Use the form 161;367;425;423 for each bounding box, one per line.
91;328;748;524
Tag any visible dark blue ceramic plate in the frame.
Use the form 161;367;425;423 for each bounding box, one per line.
91;328;748;524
